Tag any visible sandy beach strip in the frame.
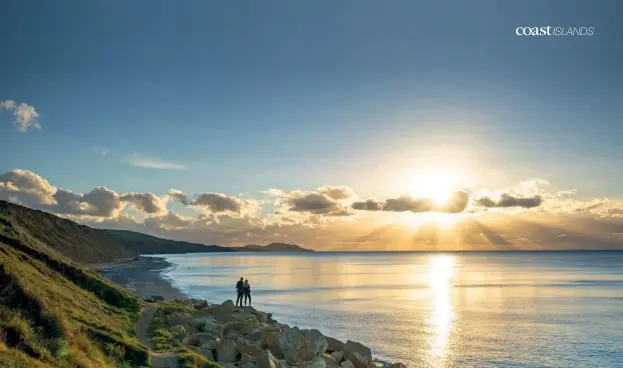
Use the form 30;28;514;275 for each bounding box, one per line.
98;255;186;300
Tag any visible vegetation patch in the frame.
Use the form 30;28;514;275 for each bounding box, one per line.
176;347;224;368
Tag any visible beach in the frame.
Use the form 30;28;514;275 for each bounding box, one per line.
98;255;186;300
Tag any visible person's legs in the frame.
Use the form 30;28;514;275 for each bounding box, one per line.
236;292;243;307
248;293;251;306
244;293;250;306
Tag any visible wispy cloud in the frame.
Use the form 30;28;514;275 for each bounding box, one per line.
124;154;187;170
1;100;41;132
93;146;110;156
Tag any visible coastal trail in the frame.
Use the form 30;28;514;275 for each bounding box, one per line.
136;305;179;368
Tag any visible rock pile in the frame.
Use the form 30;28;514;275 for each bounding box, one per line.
154;298;407;368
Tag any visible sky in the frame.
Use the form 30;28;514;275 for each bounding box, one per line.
1;1;623;250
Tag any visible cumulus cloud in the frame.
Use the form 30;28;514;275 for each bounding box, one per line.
166;189;252;214
144;211;192;230
601;208;623;218
120;192;167;215
1;169;166;218
474;193;543;208
352;191;470;214
352;199;384;211
1;100;41;132
285;186;355;216
124;154;187;170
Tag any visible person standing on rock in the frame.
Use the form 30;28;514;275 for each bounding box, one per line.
236;277;244;307
243;279;252;306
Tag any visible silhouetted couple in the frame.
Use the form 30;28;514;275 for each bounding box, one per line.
235;277;252;307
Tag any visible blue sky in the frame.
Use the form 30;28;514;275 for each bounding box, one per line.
1;0;622;200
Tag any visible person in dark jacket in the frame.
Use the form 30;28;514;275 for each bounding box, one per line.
236;277;244;307
243;279;251;306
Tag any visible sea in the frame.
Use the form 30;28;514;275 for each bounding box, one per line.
151;251;623;368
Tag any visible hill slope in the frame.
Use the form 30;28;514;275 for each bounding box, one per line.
105;229;236;254
0;201;138;264
0;203;149;367
238;242;313;252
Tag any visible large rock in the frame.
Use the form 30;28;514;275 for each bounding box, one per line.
326;337;345;353
346;352;367;368
276;328;328;364
255;311;269;324
200;340;218;351
238;339;263;358
194;300;209;309
296;356;327;368
343;341;372;363
331;351;343;363
340;361;355;368
217;338;238;363
221;299;236;312
241;318;261;334
242;363;258;368
241;353;254;364
322;353;340;368
257;349;279;368
278;360;292;368
200;320;220;332
168;312;200;333
261;330;282;357
192;347;215;361
170;325;186;335
246;330;262;342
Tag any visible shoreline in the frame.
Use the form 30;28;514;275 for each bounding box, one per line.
99;255;187;300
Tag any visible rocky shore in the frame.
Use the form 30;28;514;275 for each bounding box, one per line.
145;297;407;368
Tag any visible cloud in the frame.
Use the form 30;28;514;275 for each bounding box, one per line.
1;100;41;132
352;199;384;211
93;146;110;156
0;169;165;218
120;192;167;215
601;208;623;218
285;186;355;216
166;189;253;214
474;193;543;208
352;191;470;214
124;154;187;170
144;211;192;230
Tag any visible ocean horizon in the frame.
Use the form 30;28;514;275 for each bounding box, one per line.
150;251;623;368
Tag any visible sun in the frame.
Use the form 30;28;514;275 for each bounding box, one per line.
408;170;458;206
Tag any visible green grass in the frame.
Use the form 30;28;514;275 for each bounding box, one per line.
0;216;150;367
176;348;223;368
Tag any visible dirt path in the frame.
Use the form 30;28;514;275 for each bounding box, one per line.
136;305;179;368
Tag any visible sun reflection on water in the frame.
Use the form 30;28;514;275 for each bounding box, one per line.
427;255;456;365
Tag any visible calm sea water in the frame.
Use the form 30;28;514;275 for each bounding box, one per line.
154;252;623;368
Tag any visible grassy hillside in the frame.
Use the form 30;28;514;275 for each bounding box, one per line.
0;201;138;264
0;204;150;367
105;229;236;254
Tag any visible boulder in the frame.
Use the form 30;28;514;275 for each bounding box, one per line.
246;330;262;342
182;335;200;347
241;318;261;334
296;356;327;368
331;351;343;363
343;341;372;363
257;349;279;368
238;339;263;358
170;325;186;335
217;338;238;363
340;361;355;368
326;337;345;353
386;363;406;368
192;347;215;361
221;300;236;312
242;363;258;368
192;332;221;345
241;353;255;364
200;320;220;332
276;328;328;364
194;300;209;309
278;360;292;368
200;340;218;351
261;330;282;357
347;352;367;368
150;295;165;302
322;353;340;368
256;311;269;324
168;312;200;333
